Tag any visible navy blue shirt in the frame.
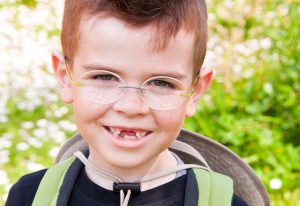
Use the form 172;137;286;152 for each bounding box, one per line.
6;167;249;206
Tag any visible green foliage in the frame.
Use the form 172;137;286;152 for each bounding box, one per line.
20;0;37;8
0;0;37;8
185;1;300;205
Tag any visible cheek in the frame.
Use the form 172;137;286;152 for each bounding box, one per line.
155;110;186;136
72;91;110;124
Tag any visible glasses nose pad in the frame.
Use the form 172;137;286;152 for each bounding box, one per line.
139;87;148;102
117;86;145;103
114;86;126;101
112;86;150;114
118;86;125;94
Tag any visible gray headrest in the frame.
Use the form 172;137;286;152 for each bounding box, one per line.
56;128;270;206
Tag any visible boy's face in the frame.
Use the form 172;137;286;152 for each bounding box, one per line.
53;15;212;175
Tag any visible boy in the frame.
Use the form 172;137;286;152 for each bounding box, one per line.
6;0;249;205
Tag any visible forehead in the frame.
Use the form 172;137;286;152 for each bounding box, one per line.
79;14;195;50
75;14;195;81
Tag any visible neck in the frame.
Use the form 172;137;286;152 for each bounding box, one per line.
84;150;177;191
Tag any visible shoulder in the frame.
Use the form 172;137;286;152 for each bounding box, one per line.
5;169;47;206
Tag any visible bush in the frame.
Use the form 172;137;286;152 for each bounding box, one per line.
185;1;300;205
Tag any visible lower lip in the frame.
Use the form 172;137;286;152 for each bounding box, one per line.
104;127;151;149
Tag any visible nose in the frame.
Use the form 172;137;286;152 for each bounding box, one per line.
112;87;149;116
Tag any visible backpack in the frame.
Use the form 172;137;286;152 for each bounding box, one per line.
33;129;270;206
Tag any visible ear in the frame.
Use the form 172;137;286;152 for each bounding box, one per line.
52;51;73;104
185;66;213;117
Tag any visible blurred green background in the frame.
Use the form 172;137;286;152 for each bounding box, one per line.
0;0;299;205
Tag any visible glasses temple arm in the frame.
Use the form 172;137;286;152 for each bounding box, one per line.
64;60;85;87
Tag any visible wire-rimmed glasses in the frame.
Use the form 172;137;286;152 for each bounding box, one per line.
65;66;194;111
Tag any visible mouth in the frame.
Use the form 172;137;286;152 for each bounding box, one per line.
104;126;152;140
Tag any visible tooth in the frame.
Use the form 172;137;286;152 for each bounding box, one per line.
136;132;146;138
124;135;131;140
110;127;148;139
110;127;120;135
123;135;137;140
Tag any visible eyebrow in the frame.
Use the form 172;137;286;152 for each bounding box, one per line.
82;63;115;72
82;63;124;76
82;63;187;80
148;72;186;80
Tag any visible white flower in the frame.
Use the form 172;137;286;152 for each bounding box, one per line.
44;92;59;102
16;142;29;151
243;70;254;78
235;44;253;56
48;124;59;134
28;138;42;148
0;115;8;123
58;120;77;131
54;106;70;118
21;121;34;129
0;170;9;185
2;192;8;203
248;40;260;52
1;132;13;139
269;178;282;190
52;131;66;144
33;128;47;138
0;139;12;149
263;82;274;94
0;150;10;165
233;65;242;74
37;119;48;128
260;38;272;50
26;162;44;172
49;147;60;158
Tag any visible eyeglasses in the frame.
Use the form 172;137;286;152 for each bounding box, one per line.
65;66;195;111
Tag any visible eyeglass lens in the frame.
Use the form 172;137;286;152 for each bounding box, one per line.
77;70;189;110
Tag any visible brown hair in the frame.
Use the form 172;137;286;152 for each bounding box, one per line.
61;0;207;77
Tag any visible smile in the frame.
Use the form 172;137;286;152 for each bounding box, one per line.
105;126;151;140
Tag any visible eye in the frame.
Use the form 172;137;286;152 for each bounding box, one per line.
92;74;119;82
80;70;122;87
148;79;175;89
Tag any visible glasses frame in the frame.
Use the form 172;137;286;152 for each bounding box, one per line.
63;57;197;109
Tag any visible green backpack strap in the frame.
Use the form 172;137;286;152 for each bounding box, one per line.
32;156;233;206
32;156;76;206
193;168;234;206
